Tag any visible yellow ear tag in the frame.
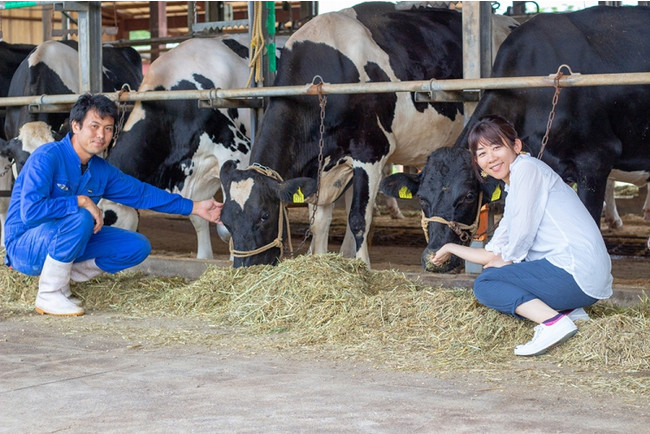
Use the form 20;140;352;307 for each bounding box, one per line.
293;187;305;204
490;184;502;202
398;186;412;199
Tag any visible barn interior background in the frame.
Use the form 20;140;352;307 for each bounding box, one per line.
0;3;649;425
0;1;648;269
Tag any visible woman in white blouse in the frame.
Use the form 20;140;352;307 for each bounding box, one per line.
432;115;612;356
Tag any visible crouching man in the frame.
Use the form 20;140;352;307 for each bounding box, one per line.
3;94;222;316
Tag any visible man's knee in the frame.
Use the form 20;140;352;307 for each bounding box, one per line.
68;208;95;234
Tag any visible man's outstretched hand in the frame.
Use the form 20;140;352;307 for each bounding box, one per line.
192;199;223;223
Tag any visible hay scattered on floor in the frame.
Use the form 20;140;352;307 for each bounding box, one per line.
1;253;648;394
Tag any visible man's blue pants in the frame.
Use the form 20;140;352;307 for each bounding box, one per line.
6;208;151;276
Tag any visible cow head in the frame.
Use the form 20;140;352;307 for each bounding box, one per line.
381;147;495;273
219;160;317;267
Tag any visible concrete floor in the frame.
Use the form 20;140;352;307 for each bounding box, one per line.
2;255;648;432
1;311;649;432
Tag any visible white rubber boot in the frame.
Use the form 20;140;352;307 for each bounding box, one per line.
61;285;83;307
35;255;84;316
71;259;103;282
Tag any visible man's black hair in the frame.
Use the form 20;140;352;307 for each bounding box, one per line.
69;93;118;127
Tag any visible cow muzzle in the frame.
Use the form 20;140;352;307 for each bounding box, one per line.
217;223;231;243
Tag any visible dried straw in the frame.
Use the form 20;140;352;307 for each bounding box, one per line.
1;253;648;395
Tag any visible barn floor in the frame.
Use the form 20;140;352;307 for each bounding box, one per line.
1;196;648;431
2;311;649;432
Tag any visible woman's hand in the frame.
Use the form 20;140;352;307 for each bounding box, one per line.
484;254;512;269
431;244;453;267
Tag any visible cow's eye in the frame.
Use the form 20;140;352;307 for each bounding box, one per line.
465;191;475;201
260;211;270;222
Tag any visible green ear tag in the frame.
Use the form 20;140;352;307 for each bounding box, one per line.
398;186;413;199
293;187;305;203
490;184;502;202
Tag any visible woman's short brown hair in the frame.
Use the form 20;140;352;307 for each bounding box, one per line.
467;115;519;182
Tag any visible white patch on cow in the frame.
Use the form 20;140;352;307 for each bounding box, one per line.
98;199;139;231
122;102;146;131
229;178;255;211
18;121;55;154
28;41;79;93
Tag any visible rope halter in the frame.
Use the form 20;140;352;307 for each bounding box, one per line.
420;192;483;244
228;163;293;259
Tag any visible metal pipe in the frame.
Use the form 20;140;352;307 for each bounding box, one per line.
0;72;649;108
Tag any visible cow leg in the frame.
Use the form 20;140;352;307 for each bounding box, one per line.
603;178;623;229
576;171;609;225
308;202;334;255
189;214;214;259
340;188;356;258
347;163;383;266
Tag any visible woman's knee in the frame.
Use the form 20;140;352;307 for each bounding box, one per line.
473;269;497;304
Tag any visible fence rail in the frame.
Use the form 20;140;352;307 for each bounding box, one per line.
0;71;649;111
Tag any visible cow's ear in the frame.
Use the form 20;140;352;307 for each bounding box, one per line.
220;160;240;188
0;137;8;158
276;177;317;203
380;173;420;199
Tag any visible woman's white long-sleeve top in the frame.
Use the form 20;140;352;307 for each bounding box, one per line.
485;154;612;299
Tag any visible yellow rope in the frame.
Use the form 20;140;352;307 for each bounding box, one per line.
246;2;266;88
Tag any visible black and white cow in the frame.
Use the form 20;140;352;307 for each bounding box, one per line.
0;41;36;246
381;6;650;272
218;2;518;267
104;35;253;259
0;39;142;247
0;41;36;140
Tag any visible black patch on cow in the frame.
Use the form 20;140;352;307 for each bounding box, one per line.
0;42;35;140
192;73;214;90
223;38;249;60
103;209;118;226
109;76;251;193
348;168;371;249
352;3;463;121
254;41;395;171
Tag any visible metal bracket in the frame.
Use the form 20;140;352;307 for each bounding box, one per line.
198;97;264;110
414;89;481;103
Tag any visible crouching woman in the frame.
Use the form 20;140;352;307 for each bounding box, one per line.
432;115;612;356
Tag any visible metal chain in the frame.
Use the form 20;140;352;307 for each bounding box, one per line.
109;84;132;154
296;76;327;255
538;65;572;159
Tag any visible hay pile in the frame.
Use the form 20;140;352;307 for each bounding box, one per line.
1;253;648;392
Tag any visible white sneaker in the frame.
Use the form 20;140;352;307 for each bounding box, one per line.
514;316;577;356
566;307;590;322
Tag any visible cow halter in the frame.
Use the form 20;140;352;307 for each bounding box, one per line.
420;192;483;243
228;163;294;259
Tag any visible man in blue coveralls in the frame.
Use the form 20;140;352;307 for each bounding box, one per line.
4;93;223;317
